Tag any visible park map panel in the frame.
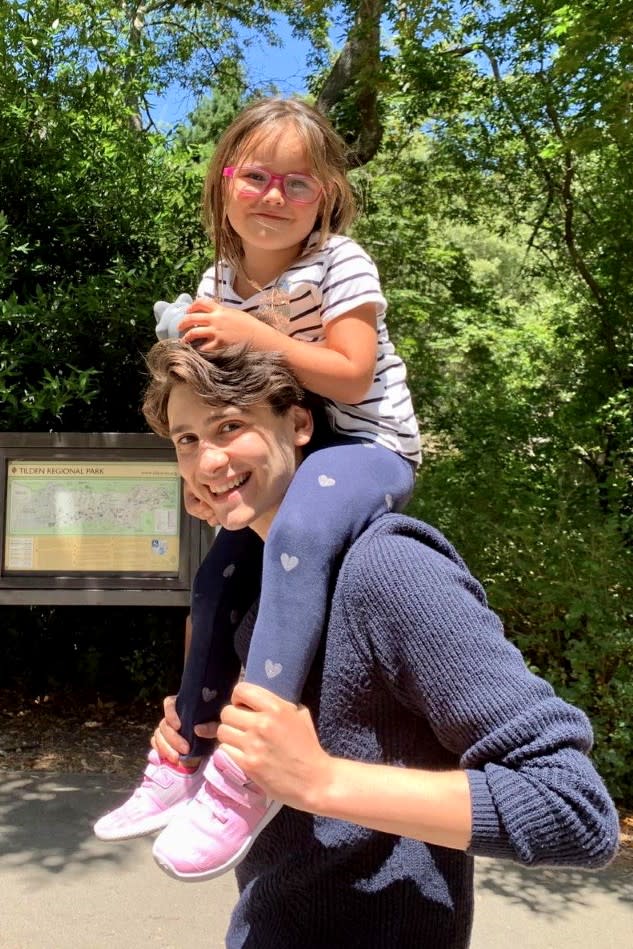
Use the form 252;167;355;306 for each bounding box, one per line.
4;460;181;573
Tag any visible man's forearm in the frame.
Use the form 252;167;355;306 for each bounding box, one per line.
218;683;473;851
308;757;472;851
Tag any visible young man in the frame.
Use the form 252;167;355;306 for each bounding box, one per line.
145;338;618;949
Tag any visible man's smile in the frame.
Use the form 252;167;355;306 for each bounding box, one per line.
208;472;251;498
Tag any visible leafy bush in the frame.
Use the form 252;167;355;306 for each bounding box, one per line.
0;605;188;703
413;455;633;804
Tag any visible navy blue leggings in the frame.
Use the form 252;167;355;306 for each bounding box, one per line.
176;436;415;758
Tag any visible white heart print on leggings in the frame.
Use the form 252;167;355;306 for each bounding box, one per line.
281;552;299;572
265;659;283;679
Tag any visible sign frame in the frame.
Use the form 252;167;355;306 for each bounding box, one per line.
0;433;213;606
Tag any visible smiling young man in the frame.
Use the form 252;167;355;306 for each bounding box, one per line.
141;338;618;949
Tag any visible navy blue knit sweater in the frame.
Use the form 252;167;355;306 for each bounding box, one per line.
227;515;619;949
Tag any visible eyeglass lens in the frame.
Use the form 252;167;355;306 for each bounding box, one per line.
234;166;321;204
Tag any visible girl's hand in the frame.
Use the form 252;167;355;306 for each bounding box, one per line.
183;483;218;526
151;694;218;764
179;298;279;352
151;695;190;764
217;681;334;812
181;298;378;406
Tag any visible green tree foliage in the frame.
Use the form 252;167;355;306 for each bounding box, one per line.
390;1;632;524
0;0;309;430
0;2;197;429
176;87;246;159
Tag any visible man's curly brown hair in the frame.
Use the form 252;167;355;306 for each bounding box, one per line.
142;340;307;439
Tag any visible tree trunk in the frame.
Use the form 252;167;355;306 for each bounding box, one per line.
317;0;385;165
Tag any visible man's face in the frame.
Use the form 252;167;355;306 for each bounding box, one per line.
167;383;312;539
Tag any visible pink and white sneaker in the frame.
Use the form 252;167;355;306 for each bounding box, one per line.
152;749;282;881
93;750;206;841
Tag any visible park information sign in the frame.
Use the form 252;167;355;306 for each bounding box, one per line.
5;460;181;574
0;433;213;606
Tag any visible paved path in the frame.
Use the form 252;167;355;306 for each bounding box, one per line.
1;772;631;948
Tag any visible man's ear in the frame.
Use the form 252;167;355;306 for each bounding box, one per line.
292;405;314;447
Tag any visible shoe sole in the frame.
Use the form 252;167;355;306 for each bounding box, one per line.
94;799;197;842
152;800;283;882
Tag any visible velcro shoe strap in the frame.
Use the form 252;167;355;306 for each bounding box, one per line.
202;756;262;808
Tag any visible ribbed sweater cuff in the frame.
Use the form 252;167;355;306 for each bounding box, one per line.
466;769;514;859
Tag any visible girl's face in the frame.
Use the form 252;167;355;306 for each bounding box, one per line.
225;123;323;266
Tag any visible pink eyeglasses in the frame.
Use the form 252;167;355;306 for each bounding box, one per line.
223;165;323;205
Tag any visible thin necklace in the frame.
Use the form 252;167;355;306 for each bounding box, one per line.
237;232;312;294
237;260;281;295
236;263;291;331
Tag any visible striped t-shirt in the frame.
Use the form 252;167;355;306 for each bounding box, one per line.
197;232;421;465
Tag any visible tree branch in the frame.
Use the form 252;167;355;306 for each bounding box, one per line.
452;43;609;312
541;95;606;308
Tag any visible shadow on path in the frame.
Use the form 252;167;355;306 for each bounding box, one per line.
475;851;633;919
0;771;136;874
2;770;632;930
0;771;238;949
